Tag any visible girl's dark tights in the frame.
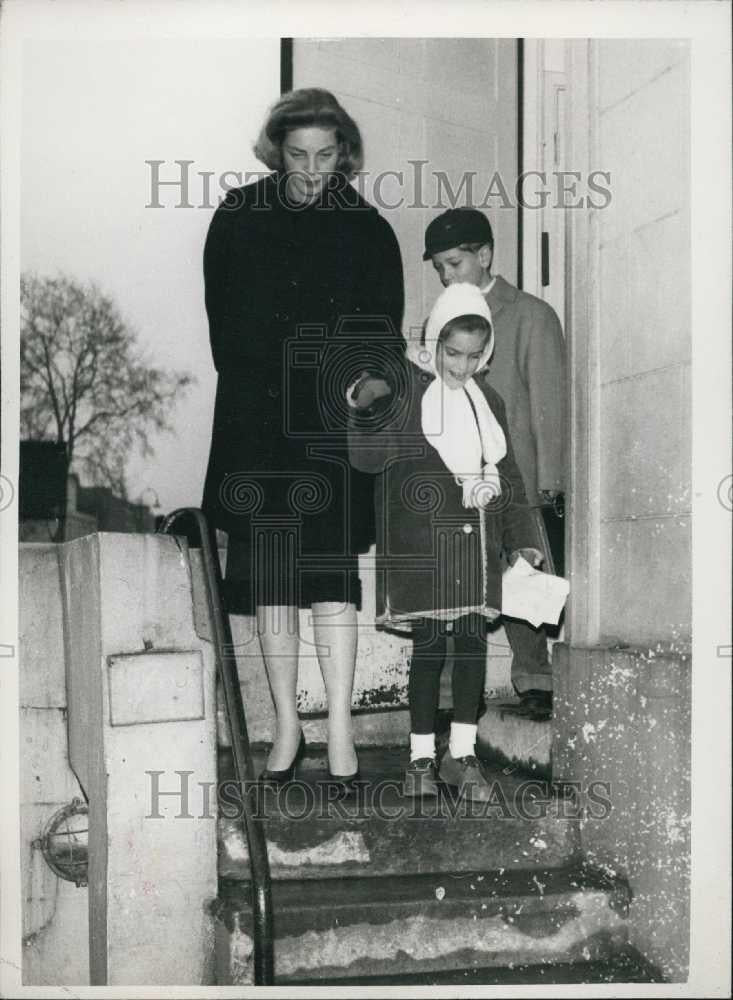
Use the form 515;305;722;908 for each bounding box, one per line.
409;614;487;733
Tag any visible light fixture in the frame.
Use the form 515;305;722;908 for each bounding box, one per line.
35;797;88;887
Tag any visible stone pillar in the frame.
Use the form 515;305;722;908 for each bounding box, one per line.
60;533;217;986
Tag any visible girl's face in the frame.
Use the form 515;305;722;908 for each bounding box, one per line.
282;126;339;204
435;328;489;390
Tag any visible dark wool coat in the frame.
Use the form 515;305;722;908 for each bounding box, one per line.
201;173;404;558
348;361;541;627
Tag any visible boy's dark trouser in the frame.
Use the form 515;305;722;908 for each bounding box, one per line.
504;617;553;694
409;615;486;733
504;503;564;695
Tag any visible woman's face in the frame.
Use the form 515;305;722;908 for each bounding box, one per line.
435;327;489;390
282;126;339;204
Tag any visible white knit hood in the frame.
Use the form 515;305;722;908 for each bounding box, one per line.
406;283;507;508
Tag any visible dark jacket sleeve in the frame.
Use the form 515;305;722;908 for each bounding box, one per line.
355;214;404;337
203;188;264;373
349;213;405;383
203;196;235;373
348;357;414;474
348;412;396;474
487;388;542;554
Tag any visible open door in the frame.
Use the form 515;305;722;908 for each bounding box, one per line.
521;39;567;322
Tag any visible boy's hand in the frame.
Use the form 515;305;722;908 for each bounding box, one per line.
509;547;544;569
352;372;392;410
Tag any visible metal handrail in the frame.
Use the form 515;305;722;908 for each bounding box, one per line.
159;508;274;985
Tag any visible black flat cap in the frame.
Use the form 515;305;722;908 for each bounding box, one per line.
423;208;494;260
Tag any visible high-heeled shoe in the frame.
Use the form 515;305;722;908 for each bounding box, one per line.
325;766;362;796
259;731;306;785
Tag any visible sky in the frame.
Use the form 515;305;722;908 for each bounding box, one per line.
21;37;280;513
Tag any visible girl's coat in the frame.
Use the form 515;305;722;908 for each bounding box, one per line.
349;360;540;629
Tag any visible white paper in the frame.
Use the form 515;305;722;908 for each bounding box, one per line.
501;555;570;628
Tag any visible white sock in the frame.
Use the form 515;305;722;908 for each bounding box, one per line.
410;732;436;761
449;722;477;759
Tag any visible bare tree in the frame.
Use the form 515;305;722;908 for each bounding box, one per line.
20;273;194;497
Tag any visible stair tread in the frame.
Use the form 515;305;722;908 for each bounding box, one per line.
218;746;581;880
287;946;665;986
221;743;548;789
218;862;630;911
214;864;633;984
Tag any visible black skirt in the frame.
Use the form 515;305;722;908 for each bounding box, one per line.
223;534;362;613
220;465;364;614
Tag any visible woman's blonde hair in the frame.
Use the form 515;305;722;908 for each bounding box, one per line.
253;88;363;178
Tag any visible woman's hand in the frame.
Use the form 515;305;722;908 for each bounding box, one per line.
351;371;392;410
509;547;544;569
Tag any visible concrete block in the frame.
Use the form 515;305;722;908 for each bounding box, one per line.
58;533;102;798
22;859;90;986
600;210;691;384
98;532;198;654
20;803;69;937
638;651;691;700
599;61;689;244
20;707;83;805
598;40;689;111
106;874;216;985
19;544;66;708
60;533;218;985
599;515;691;644
551;643;690;979
107;650;205;726
477;701;552;774
600;365;691;521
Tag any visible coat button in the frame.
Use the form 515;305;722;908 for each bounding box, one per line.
268;386;280;399
462;523;473;534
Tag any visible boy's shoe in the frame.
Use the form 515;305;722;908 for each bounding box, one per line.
438;749;495;801
517;689;553;720
403;757;440;797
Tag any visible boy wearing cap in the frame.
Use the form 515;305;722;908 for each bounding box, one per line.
423;207;566;718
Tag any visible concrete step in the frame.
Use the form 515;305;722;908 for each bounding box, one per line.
477;698;553;779
212;863;633;985
288;945;665;985
218;747;582;881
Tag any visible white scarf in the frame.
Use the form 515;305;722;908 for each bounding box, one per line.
406;283;507;508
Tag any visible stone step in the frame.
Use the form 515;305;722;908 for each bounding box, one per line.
218;747;582;881
477;698;553;779
289;946;664;986
213;863;632;985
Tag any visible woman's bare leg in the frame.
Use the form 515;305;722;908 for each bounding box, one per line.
256;604;302;770
312;601;358;775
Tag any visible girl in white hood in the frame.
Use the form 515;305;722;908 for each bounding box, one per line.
349;283;542;799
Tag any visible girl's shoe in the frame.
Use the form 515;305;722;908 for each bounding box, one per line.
403;757;440;797
259;731;306;785
438;748;494;801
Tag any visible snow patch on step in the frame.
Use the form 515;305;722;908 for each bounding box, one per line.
222;828;370;868
221;888;626;983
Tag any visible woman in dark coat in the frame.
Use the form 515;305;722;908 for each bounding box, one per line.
201;88;404;781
